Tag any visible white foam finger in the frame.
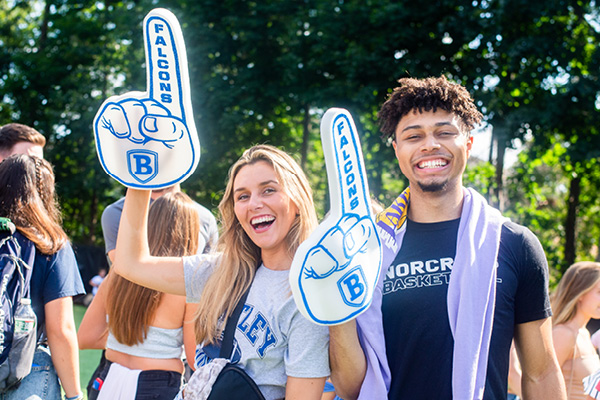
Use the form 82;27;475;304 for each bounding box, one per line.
143;8;191;122
344;217;373;257
320;108;371;218
98;102;130;139
140;115;188;148
304;246;339;279
93;8;201;189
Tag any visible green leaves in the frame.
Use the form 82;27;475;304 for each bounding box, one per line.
2;0;600;275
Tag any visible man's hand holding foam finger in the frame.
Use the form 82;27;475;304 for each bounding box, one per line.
290;108;382;325
94;8;200;188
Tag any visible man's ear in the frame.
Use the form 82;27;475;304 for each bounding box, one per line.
466;135;474;157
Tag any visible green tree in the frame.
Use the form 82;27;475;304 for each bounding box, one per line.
458;0;600;215
2;0;600;279
158;0;489;213
0;0;152;244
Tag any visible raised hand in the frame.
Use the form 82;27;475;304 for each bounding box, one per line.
290;108;382;325
94;8;200;188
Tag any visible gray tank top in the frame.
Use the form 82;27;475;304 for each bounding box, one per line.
106;326;184;359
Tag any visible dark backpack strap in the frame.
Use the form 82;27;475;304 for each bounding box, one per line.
0;231;36;300
16;239;36;299
219;285;251;359
6;232;36;301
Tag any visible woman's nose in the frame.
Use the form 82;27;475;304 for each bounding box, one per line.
248;194;263;210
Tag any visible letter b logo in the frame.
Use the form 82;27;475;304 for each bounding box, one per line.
337;266;367;307
127;150;158;183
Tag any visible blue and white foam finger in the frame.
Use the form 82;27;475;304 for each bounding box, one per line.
290;108;382;325
93;8;200;189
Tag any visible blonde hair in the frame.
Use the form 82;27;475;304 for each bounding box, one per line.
551;261;600;326
194;144;317;344
106;192;200;345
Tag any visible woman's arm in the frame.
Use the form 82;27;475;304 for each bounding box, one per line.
552;324;576;367
45;296;82;399
183;302;198;370
113;188;186;296
77;273;111;349
286;376;326;400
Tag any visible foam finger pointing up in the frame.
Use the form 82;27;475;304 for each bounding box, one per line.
320;108;371;218
144;8;191;122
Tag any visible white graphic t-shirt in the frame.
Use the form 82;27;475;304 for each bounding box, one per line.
183;254;330;400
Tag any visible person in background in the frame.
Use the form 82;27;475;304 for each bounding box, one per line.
78;192;199;400
552;261;600;399
113;145;330;399
101;183;218;265
89;267;107;297
0;123;45;162
100;168;216;382
0;154;85;400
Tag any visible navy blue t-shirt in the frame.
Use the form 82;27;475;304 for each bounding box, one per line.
382;218;551;400
12;232;85;342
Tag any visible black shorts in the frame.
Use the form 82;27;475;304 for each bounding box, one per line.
88;358;182;400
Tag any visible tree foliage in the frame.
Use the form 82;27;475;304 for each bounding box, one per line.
1;0;599;279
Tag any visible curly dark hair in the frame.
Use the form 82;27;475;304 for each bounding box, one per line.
378;76;483;140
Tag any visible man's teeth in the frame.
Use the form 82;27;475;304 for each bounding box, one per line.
251;216;275;225
418;159;447;169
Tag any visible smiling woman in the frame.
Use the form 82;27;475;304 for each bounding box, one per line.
111;145;330;400
232;160;299;264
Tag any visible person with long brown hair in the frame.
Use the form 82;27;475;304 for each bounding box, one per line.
0;154;84;400
113;144;330;400
78;191;199;399
552;261;600;399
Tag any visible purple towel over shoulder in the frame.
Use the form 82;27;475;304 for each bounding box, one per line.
356;188;506;400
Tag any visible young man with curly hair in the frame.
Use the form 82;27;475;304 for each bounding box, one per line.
329;76;567;400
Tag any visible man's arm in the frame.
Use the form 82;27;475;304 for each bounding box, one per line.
514;317;567;400
329;320;366;400
507;341;523;397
